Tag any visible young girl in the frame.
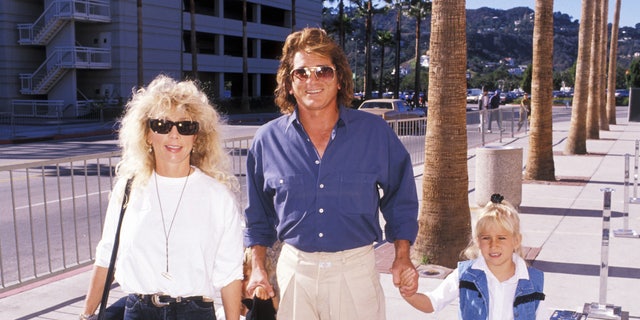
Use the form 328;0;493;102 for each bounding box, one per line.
401;193;546;319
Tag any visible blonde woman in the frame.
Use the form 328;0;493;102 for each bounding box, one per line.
80;74;243;320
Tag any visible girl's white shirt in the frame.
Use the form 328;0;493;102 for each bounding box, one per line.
95;167;244;298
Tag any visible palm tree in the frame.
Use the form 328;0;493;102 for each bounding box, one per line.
241;0;250;113
190;0;198;80
411;0;470;269
375;30;394;94
137;0;143;88
565;0;595;155
606;0;622;125
407;0;432;106
597;0;610;130
363;0;373;99
586;0;603;139
325;0;347;49
291;0;296;32
393;0;403;99
524;0;555;181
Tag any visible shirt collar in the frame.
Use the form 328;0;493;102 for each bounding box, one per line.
285;106;349;136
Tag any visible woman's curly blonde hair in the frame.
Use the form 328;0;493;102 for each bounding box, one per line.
274;27;354;114
115;74;238;194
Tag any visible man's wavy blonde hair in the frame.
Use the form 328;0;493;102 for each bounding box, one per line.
115;74;238;194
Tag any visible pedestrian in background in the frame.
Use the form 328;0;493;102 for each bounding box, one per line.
487;89;504;133
243;27;419;320
80;74;244;320
478;89;490;131
518;92;531;132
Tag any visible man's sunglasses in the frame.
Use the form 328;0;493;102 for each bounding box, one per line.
148;119;199;135
289;66;336;82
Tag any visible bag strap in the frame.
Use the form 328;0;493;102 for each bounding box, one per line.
98;177;133;320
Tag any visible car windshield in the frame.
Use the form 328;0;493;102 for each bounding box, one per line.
361;102;392;109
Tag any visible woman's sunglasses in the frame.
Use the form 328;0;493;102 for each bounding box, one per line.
148;119;199;135
289;66;336;82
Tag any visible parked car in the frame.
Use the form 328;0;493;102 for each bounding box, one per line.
357;98;425;120
615;89;629;98
467;88;483;103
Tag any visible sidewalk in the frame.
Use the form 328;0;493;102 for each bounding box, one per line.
1;111;639;319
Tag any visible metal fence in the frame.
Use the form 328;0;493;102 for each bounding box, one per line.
0;137;253;293
0;105;571;293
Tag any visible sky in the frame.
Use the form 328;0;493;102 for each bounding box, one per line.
466;0;638;28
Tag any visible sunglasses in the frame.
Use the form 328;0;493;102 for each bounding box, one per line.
148;119;199;135
289;66;336;82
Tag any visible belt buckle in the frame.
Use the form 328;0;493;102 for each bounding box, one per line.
151;294;171;307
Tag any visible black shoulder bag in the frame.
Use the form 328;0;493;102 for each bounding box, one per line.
97;178;133;320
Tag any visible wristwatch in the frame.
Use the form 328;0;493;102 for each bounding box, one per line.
79;314;97;320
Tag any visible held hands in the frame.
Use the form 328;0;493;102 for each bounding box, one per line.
246;267;275;300
391;257;419;298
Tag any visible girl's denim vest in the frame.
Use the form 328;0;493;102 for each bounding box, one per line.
457;259;545;320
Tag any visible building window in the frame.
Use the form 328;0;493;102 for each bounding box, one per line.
224;0;254;21
183;0;218;16
183;31;218;54
224;35;254;58
261;4;289;28
261;39;284;60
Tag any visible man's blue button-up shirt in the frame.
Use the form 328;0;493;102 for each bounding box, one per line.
243;106;419;252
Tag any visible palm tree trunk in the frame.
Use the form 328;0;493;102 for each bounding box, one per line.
339;0;345;49
291;0;296;32
413;10;421;107
524;0;555;181
586;0;603;139
565;0;595;155
364;0;373;99
137;0;143;88
412;0;470;269
606;0;621;125
598;0;610;130
379;44;385;94
190;0;198;80
394;4;401;99
241;0;250;113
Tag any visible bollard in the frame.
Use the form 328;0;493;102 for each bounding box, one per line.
599;188;613;305
633;140;639;200
614;154;639;238
583;188;622;319
475;146;522;207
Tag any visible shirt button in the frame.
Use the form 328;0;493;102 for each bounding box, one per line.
319;183;324;189
315;160;320;165
319;208;324;214
279;179;284;184
318;233;324;238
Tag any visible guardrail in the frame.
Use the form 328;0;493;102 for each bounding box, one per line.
0;105;571;293
0;137;253;293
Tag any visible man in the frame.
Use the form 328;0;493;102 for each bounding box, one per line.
518;92;531;131
243;28;419;320
477;89;490;131
487;89;504;132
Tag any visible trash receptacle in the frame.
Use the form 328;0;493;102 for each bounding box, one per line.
475;146;523;207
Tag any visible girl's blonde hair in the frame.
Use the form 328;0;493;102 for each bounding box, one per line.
462;194;523;260
115;74;238;194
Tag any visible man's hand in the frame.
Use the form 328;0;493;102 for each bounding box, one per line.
246;246;275;299
389;240;418;297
